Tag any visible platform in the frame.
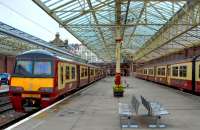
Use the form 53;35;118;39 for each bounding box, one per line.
7;77;200;130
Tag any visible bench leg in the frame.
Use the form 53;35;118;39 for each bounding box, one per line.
120;116;139;128
148;116;167;128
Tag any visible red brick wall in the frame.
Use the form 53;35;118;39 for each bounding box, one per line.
0;55;6;73
0;54;15;73
7;56;16;73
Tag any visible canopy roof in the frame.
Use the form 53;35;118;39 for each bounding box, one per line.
33;0;200;62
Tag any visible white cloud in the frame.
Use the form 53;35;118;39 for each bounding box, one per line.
0;0;81;44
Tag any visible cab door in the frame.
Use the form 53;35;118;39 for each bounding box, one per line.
58;62;65;90
76;65;80;88
88;67;90;83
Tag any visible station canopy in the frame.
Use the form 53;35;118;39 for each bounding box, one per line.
33;0;200;62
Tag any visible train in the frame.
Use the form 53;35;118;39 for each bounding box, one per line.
135;55;200;94
9;50;105;112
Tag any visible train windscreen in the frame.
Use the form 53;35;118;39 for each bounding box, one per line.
14;60;53;77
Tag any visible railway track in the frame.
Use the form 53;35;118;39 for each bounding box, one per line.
0;81;98;129
0;92;29;129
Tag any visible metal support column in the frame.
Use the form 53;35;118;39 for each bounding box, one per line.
115;37;122;86
113;0;124;97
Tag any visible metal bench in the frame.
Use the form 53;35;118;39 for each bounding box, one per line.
141;96;169;128
118;95;140;128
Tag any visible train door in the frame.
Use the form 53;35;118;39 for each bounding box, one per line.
58;62;65;90
77;65;80;88
87;67;90;83
167;65;171;85
154;66;156;81
88;67;90;83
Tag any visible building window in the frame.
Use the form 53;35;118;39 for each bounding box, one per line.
66;66;70;80
172;66;178;77
72;66;76;79
179;66;187;77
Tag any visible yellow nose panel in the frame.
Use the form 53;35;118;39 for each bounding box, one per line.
11;77;54;91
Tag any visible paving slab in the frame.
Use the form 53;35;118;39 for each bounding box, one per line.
8;77;200;130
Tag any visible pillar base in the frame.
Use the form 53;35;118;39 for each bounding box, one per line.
113;91;124;97
113;84;124;97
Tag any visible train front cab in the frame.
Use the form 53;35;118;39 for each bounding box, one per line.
170;62;192;91
10;54;57;112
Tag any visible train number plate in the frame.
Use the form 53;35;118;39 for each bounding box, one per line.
22;94;41;98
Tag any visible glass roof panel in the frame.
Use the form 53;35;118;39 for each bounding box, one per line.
33;0;188;62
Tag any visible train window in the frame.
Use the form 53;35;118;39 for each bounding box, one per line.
85;68;88;76
34;61;52;76
60;66;64;84
15;60;33;75
172;66;178;77
72;66;76;79
81;68;84;77
91;69;94;76
65;66;70;80
149;69;154;75
199;65;200;78
144;69;147;74
179;66;187;77
157;68;161;75
161;68;165;76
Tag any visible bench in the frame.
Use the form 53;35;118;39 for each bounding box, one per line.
141;96;169;128
118;95;140;128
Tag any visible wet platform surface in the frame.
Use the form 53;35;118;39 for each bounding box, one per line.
9;77;200;130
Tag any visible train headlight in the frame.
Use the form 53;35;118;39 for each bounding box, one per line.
9;86;24;92
39;87;53;93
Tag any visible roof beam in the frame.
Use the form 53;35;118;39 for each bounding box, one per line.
86;0;112;59
126;3;145;46
133;1;200;61
122;0;131;38
122;0;194;1
63;23;195;28
33;0;103;61
63;0;114;24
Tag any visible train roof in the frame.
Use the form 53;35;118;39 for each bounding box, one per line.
18;49;100;68
22;49;54;56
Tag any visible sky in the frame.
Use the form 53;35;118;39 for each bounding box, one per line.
0;0;81;44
